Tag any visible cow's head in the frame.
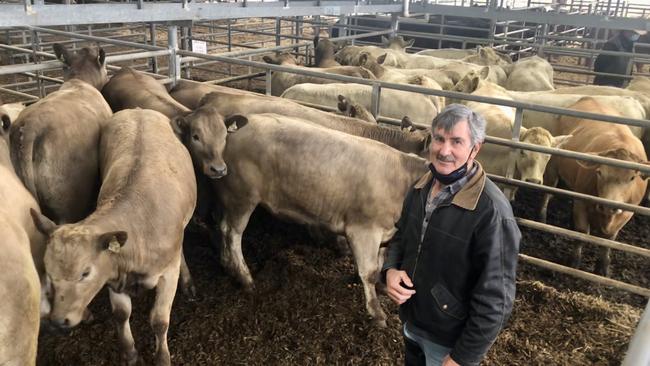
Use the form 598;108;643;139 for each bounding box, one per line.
464;46;512;67
334;45;363;65
516;127;572;185
577;148;649;233
30;209;126;329
53;43;108;90
381;36;414;50
172;97;247;179
262;52;298;66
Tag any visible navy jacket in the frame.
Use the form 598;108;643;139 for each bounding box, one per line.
382;164;520;366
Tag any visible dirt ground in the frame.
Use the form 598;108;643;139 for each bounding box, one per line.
35;189;646;365
1;19;647;366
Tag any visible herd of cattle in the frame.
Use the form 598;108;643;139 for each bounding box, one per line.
0;35;648;365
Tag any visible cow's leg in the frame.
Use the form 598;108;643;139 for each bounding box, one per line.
150;259;180;366
570;201;589;269
346;227;386;327
108;289;138;366
539;169;559;223
375;247;388;295
178;252;196;300
595;246;612;277
219;203;256;290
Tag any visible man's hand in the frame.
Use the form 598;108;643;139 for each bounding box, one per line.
442;355;460;366
385;269;416;305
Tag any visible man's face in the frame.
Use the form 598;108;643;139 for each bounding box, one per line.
428;119;481;175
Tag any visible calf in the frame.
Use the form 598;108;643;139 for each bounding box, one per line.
10;43;112;224
176;86;431;156
31;109;197;365
263;52;375;96
0;113;41;366
541;97;649;276
197;113;428;326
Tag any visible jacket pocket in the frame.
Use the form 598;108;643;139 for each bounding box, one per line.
431;283;468;320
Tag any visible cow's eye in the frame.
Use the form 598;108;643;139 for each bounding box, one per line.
630;175;635;181
192;134;200;142
80;269;91;281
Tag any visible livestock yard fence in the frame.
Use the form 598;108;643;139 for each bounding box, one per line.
1;0;649;363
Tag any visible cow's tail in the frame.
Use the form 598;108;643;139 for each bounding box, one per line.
10;125;39;200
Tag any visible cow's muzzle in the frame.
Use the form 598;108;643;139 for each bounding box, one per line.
205;164;227;179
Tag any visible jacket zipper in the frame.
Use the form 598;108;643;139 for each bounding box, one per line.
411;191;452;281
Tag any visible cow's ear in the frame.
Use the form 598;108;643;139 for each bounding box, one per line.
337;95;349;113
552;134;572;149
377;53;387;65
401;116;414;132
479;47;488;58
358;52;369;66
98;231;128;253
1;114;10;132
98;48;106;66
405;38;415;48
479;66;490;80
171;116;188;136
225;115;248;133
348;105;358;118
576;157;600;170
53;43;69;65
30;208;58;236
262;55;274;64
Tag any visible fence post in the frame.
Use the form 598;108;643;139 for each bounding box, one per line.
167;25;180;87
503;107;524;201
370;82;381;119
266;69;272;96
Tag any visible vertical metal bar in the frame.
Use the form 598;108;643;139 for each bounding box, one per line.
265;69;272;96
622;300;650;366
275;18;282;47
370;82;381;119
23;0;32;13
30;29;44;98
149;23;159;74
182;26;191;79
167;25;180;87
503;107;524;200
390;13;399;38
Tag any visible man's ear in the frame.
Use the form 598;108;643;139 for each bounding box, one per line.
225;115;248;133
30;208;58;236
98;231;128;253
471;142;483;158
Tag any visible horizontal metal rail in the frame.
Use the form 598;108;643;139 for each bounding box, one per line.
517;218;650;258
519;254;650;297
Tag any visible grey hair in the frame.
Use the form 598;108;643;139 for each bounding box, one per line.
430;103;486;146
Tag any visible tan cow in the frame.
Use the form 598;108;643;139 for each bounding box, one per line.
169;80;254;110
102;67;190;119
281;81;439;126
416;48;476;59
31;109;197;366
313;36;341;67
357;52;455;90
0;116;41;366
541;97;649;276
334;36;414;67
450;71;571;199
190;90;432;157
10;43;112;224
203;113;427;327
626;75;650;94
453;75;647;138
262;52;375;96
503;55;555;91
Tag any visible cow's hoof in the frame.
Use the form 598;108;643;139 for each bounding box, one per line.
181;282;198;302
594;264;610;278
373;318;388;328
122;349;138;366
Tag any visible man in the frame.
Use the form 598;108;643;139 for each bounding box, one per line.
593;29;646;87
382;104;520;366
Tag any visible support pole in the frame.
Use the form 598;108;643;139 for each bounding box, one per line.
167;25;180;87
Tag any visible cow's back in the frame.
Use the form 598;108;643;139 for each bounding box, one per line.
218;113;426;234
96;109;196;262
9;80;111;223
102;67;190;118
0;213;40;366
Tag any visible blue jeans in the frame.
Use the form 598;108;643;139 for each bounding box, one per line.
403;323;452;366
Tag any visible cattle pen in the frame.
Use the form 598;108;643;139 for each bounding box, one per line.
1;0;650;364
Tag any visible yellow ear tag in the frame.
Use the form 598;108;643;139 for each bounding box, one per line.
108;240;121;254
